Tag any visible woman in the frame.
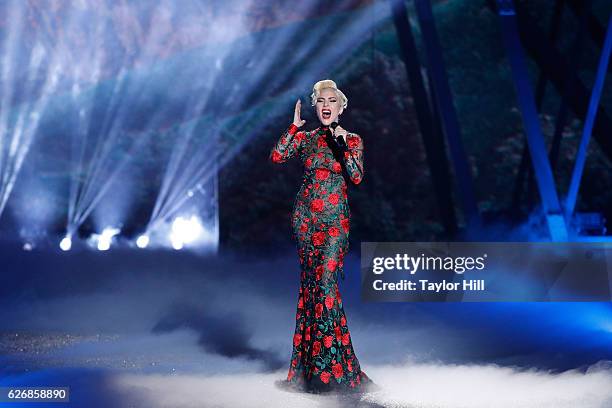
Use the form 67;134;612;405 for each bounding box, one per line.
270;79;374;393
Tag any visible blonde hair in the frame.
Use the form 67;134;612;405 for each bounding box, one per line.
310;79;348;109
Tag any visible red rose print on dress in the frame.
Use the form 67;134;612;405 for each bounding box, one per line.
324;335;333;348
347;135;360;149
328;227;340;237
310;199;324;212
328;193;339;206
315;168;330;181
315;303;323;318
341;218;349;233
315;265;324;280
312;341;321;356
332;363;344;379
271;150;282;163
320;371;331;384
325;295;335;309
335;326;342;342
312;231;326;246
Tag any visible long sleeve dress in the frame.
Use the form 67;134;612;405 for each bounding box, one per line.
270;123;373;393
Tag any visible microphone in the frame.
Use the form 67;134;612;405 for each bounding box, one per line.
329;121;348;150
323;121;361;185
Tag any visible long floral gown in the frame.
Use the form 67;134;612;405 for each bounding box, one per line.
270;123;373;393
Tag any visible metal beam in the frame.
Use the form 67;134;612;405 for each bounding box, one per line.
513;0;551;213
495;0;568;241
504;0;612;162
567;0;610;70
414;0;480;232
565;14;612;221
549;0;591;172
388;0;458;236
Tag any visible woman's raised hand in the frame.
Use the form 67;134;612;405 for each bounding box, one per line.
293;99;306;128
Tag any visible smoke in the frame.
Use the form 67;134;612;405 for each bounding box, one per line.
152;301;285;372
112;360;612;408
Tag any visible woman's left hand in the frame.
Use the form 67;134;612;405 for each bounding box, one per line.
334;125;348;143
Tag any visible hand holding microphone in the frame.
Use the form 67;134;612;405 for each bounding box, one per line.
324;121;360;185
329;122;348;151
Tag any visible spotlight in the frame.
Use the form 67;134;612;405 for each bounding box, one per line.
60;235;72;251
171;239;184;251
94;227;120;251
97;239;110;251
136;234;150;249
23;242;33;251
170;215;203;250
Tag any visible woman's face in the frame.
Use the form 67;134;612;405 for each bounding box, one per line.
315;88;343;126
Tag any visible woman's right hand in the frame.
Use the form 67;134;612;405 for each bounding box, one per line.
293;99;306;128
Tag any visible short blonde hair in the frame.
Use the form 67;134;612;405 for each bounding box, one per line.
310;79;348;109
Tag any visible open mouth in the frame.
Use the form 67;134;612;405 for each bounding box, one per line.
322;108;332;120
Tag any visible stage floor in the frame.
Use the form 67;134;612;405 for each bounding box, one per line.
0;243;611;407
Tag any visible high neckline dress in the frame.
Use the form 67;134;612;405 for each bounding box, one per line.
270;123;374;394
